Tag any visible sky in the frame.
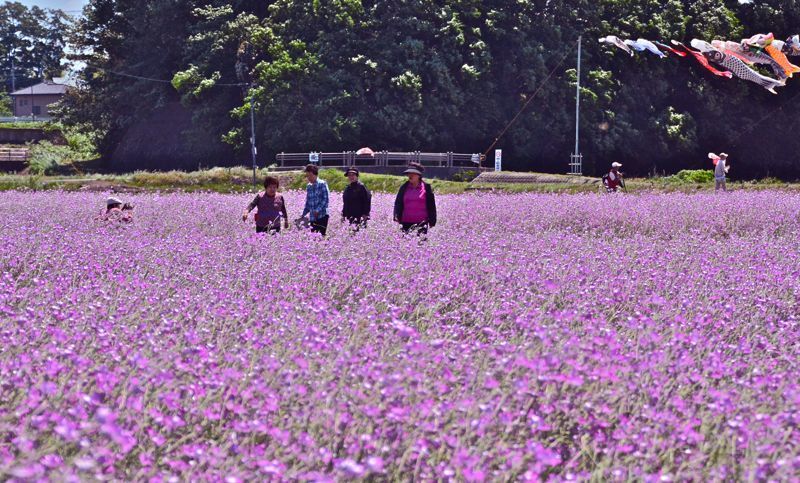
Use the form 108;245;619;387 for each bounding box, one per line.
18;0;88;13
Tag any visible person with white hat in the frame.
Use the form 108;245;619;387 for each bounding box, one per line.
98;196;134;223
604;162;625;193
714;153;730;192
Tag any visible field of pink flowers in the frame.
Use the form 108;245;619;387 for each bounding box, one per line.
1;190;800;481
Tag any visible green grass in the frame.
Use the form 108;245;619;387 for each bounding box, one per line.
1;167;799;194
0;121;53;130
289;169;469;194
468;182;601;194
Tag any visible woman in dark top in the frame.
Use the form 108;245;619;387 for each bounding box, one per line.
243;176;289;233
393;163;437;236
341;167;372;230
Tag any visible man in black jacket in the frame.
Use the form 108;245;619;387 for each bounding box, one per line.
341;167;372;230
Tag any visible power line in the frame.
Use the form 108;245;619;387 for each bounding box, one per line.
483;50;572;157
727;87;800;150
81;63;259;186
83;64;248;87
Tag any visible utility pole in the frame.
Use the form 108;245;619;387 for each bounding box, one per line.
574;35;581;159
249;87;257;189
569;36;583;176
10;55;16;93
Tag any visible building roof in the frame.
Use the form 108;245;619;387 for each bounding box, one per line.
10;81;70;96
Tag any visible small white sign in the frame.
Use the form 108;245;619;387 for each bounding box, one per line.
309;152;319;164
471;153;480;164
494;150;502;172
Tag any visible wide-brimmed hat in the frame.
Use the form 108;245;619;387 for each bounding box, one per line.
611;162;622;168
106;196;123;207
344;167;359;176
403;163;425;176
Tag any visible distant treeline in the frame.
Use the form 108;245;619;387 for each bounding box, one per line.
59;0;800;179
0;2;71;90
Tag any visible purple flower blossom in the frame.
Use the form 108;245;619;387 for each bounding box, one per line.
1;190;800;480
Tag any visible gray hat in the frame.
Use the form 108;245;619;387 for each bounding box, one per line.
403;163;425;176
106;196;123;207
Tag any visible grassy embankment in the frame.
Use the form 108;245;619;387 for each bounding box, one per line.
0;168;471;194
0;167;798;194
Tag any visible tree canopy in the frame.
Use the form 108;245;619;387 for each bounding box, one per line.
0;1;71;91
62;0;800;178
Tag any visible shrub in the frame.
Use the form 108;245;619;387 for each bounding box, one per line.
666;169;714;184
452;170;478;182
27;141;71;175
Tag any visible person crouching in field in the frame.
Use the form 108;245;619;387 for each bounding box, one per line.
394;162;437;236
300;164;331;236
98;196;134;223
242;176;289;234
341;167;371;231
604;162;625;193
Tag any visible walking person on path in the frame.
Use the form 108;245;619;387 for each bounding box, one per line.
713;153;730;192
341;167;371;231
300;164;330;236
394;163;437;236
242;176;289;234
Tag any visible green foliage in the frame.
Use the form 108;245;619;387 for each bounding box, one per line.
62;0;800;179
128;167;260;192
59;0;234;168
61;125;98;159
25;124;98;175
3;168;800;193
665;169;715;184
0;2;71;83
287;169;468;194
0;90;10;115
451;170;479;182
0;121;49;129
27;141;67;175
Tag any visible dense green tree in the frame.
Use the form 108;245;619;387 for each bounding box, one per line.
64;0;800;178
0;2;71;91
60;0;235;168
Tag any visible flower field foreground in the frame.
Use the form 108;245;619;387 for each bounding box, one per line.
2;190;800;481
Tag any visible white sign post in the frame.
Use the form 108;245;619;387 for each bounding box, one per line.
494;149;502;172
309;152;319;165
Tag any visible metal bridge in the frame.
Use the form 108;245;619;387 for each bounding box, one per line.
275;151;485;170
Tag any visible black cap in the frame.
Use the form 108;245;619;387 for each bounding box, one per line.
345;167;359;176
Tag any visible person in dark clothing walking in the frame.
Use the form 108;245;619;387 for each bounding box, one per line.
341;167;372;230
394;163;437;236
243;176;289;233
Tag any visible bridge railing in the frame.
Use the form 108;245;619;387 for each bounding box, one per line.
0;147;30;172
276;151;484;169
